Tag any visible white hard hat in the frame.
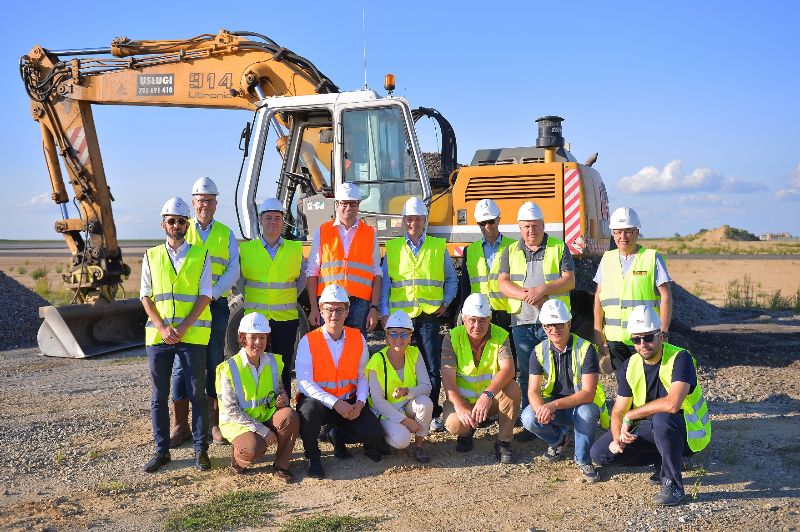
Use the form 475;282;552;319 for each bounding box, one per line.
318;284;350;304
385;310;414;330
474;199;501;223
517;201;544;221
462;293;491;318
626;305;662;335
335;182;362;202
538;299;572;325
160;196;191;218
402;197;428;216
609;207;641;230
239;312;271;334
258;197;284;214
191;176;219;196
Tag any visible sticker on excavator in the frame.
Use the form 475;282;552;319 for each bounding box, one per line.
137;74;175;96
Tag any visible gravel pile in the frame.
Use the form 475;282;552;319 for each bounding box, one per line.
0;270;49;350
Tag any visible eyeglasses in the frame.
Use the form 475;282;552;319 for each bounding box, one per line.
612;229;637;236
388;331;410;340
164;218;188;226
477;219;497;227
630;332;659;344
337;201;359;209
321;306;348;315
194;198;217;205
542;323;567;331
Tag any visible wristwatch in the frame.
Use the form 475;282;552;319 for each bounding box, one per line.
370;304;379;311
482;390;495;399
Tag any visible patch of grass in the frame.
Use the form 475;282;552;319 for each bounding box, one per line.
719;440;739;465
30;267;47;280
16;265;28;275
279;515;382;532
725;275;800;311
33;278;74;306
55;264;63;274
164;490;275;532
690;478;702;502
55;449;65;466
775;443;800;469
87;449;106;460
96;480;131;494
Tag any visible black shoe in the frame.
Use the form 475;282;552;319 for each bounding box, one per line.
307;458;325;479
329;427;353;459
495;440;513;464
195;450;211;471
654;479;686;506
378;439;392;455
649;463;662;485
143;451;171;473
364;443;382;462
318;423;333;443
478;415;498;429
455;431;474;452
513;429;536;442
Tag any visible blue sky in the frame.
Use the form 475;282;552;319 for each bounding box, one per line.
3;1;799;239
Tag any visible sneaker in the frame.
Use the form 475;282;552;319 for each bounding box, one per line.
543;433;570;462
579;463;600;483
514;429;536;442
195;450;211;471
413;446;430;463
143;451;171;473
307;458;325;479
429;417;445;433
455;431;474;452
649;462;662;485
654;479;686;506
494;440;514;464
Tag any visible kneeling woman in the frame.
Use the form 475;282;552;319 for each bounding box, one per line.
366;311;433;462
216;312;299;481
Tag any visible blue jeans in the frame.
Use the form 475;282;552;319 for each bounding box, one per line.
148;342;208;453
521;401;600;465
511;323;547;411
413;313;443;418
172;297;229;399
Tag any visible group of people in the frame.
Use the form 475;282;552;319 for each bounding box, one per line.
139;177;711;506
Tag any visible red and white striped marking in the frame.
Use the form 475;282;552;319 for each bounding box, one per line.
563;169;584;255
67;127;90;165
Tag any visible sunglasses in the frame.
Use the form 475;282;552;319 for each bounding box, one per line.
542;323;566;330
388;331;410;340
631;332;659;344
477;219;497;227
164;218;188;226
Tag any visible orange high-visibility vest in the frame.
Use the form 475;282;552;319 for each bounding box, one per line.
317;220;376;300
309;326;363;399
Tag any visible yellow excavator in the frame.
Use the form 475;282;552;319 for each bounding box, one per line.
21;29;610;358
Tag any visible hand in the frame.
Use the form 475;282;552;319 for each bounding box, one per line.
619;422;638;445
609;440;625;454
366;307;379;332
350;400;365;418
472;393;492;424
455;403;477;430
534;403;556;425
174;323;188;340
434;304;447;317
333;399;351;418
392;387;409;399
400;416;422;434
275;392;289;408
308;306;321;327
263;429;277;446
159;324;180;344
522;286;545;306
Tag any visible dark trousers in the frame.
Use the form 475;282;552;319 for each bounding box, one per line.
608;341;636;371
511;323;548;411
492;309;516;361
590;412;693;490
172;297;229;399
147;342;208;454
412;312;444;418
268;318;300;394
296;395;383;460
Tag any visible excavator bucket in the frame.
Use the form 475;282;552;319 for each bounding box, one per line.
37;298;147;358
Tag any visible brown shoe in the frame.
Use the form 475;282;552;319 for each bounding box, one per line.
272;465;293;483
209;397;228;445
230;447;247;475
169;398;191;448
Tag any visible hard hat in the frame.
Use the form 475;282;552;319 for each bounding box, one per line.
517;201;544;221
191;176;219;196
335;182;362;202
462;293;491;318
609;207;641;230
238;312;271;334
538;299;572;325
385;310;414;330
402;197;428;216
474;199;501;223
319;284;349;304
160;196;191;218
626;305;662;335
258;197;284;214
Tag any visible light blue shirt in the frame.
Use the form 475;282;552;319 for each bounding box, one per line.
379;233;458;316
260;236;308;294
482;233;504;267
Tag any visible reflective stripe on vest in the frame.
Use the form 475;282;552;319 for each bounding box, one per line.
215;349;284;442
239;239;302;321
599;247;660;343
317;220;376;300
465;235;515;312
365;345;420;419
451;324;508;404
185;219;233;297
506;236;570;314
625;344;711;452
386;236;447;318
144;244;211;346
308;327;363;399
535;334;609;429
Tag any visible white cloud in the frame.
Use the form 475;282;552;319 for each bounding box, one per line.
677;194;740;207
616;160;766;194
775;164;800;201
18;193;54;210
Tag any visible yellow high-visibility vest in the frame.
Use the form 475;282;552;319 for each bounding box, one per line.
386;236;446;317
451;324;508;404
506;236;570;314
239;239;302;321
364;345;420;419
185;218;233;297
465;235;515;311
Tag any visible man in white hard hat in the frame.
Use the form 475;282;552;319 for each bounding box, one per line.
306;182;382;337
458;198;517;357
140;197;212;473
521;299;608;483
239;198;306;396
295;284;384;479
441;293;521;463
169;177;241;448
590;305;710;506
380;196;459;433
593;207;672;372
497;200;575;440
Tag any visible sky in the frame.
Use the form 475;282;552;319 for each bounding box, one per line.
3;1;799;240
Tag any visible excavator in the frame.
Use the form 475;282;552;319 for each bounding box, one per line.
20;29;609;358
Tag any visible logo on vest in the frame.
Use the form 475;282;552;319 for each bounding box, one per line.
632;270;648;276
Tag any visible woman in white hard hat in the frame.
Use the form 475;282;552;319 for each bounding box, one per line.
216;312;299;482
365;310;434;462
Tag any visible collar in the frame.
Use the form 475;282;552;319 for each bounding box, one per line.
482;233;503;247
322;326;346;343
333;217;359;230
517;232;549;253
406;233;426;247
238;349;270;369
261;236;284;249
194;217;214;231
548;335;573;355
165;240;189;254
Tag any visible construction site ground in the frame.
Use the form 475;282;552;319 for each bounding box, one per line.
1;252;800;531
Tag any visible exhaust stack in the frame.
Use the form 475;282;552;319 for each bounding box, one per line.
536;115;565;163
